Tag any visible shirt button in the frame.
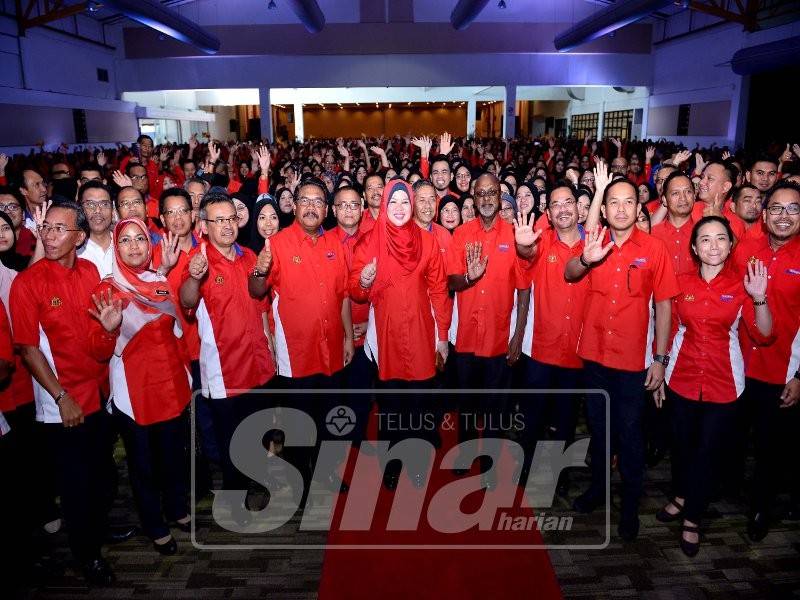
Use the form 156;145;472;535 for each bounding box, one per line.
612;300;616;304
481;290;485;294
616;268;621;272
565;315;570;320
608;330;613;335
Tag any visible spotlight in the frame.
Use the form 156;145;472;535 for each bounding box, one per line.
498;0;506;8
86;1;101;13
268;0;276;9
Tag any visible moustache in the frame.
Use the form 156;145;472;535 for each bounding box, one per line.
302;210;319;219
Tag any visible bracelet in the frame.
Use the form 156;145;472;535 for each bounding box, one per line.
579;255;592;269
753;297;767;306
464;272;471;285
54;389;67;406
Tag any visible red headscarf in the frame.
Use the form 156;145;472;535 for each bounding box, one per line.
110;218;172;310
361;179;422;301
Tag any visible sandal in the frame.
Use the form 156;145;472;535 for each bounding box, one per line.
680;522;700;557
656;497;685;523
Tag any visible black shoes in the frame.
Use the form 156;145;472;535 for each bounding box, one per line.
656;498;685;523
153;537;178;556
572;491;603;514
618;516;640;542
83;557;115;586
646;446;666;468
746;511;770;542
106;525;138;544
680;523;700;557
172;518;192;533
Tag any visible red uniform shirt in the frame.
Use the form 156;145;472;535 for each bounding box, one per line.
88;281;191;425
9;258;108;422
734;235;800;385
523;229;588;369
119;155;161;201
727;211;766;243
336;225;369;349
349;232;451;381
0;266;34;412
690;198;733;222
666;267;773;403
578;227;680;372
152;235;201;361
16;227;36;258
359;210;378;235
446;217;529;357
268;223;349;378
182;243;275;398
427;222;452;255
650;216;696;277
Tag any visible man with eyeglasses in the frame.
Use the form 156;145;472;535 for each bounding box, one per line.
179;190;275;518
446;173;537;490
126;163;159;222
0;186;36;258
249;179;353;497
9;200;116;586
115;187;161;245
565;178;679;542
76;181;114;278
359;174;384;235
515;183;588;494
733;180;800;541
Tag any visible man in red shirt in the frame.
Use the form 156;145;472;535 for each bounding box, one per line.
446;173;538;490
180;190;276;512
9;200;115;585
566;178;680;541
359;174;384;235
413;179;451;254
745;154;779;194
119;135;160;199
650;171;697;277
733;180;800;541
727;184;766;242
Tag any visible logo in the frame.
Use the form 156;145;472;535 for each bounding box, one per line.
786;268;800;276
326;250;336;260
50;296;62;307
156;289;169;296
214;275;224;285
292;255;302;264
684;293;695;302
632;257;648;267
325;405;356;436
498;243;510;253
547;253;557;263
720;294;734;302
748;255;758;266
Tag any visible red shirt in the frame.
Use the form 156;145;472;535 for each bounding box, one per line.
9;258;108;422
268;223;349;378
349;232;451;381
336;226;369;349
152;236;201;361
427;222;452;255
0;298;14;412
16;227;37;258
88;281;191;425
734;235;800;384
578;227;680;372
446;217;529;357
119;155;161;200
524;229;588;369
727;211;766;243
359;210;378;235
690;198;733;222
650;216;696;277
534;213;550;232
666;267;773;403
181;243;275;398
0;267;34;412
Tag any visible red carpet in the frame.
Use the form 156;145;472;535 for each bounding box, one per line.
317;411;564;600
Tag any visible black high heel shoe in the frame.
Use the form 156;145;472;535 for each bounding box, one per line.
680;523;700;557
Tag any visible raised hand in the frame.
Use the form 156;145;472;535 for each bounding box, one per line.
337;143;350;159
32;199;53;240
188;133;198;154
721;150;731;161
465;242;488;282
582;226;614;266
96;150;107;168
359;257;378;289
645;146;656;163
286;170;299;192
744;259;768;301
188;242;209;281
112;170;132;188
159;146;170;162
513;211;542;250
593;158;612;195
694;152;707;175
610;137;622;150
255;144;271;173
208;141;220;164
369;146;386;157
88;288;124;333
256;238;272;273
673;149;691;165
159;231;180;273
779;143;792;164
439;132;453;156
793;143;800;159
703;190;724;217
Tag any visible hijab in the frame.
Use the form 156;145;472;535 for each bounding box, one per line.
248;193;280;253
274;186;296;229
0;211;29;273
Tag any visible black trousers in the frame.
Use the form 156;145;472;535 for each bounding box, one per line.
341;346;376;448
583;361;647;519
668;387;738;524
43;411;114;562
116;408;190;540
0;415;33;591
454;352;511;440
742;377;800;514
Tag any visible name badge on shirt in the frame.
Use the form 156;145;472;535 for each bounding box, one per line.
786;268;800;276
720;294;734;302
293;255;302;264
684;294;695;302
498;243;510;253
50;296;62;307
326;250;336;260
215;275;224;285
633;257;648;267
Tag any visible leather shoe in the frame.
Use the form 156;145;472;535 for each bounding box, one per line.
572;491;603;514
83;557;115;586
106;525;138;544
656;497;685;523
679;523;700;557
618;516;640;542
746;512;769;542
153;537;177;556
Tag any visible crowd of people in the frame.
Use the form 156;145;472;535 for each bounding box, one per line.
0;130;798;588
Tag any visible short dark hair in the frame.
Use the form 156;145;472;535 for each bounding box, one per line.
198;189;235;221
733;183;760;203
77;180;112;203
79;162;103;177
662;171;693;197
430;155;451;171
295;177;328;203
602;178;638;205
137;134;153;145
747;153;779;171
49;198;89;237
159;187;192;214
412;179;436;194
547;181;577;209
0;185;24;205
706;161;736;185
363;173;384;191
764;179;800;206
690;216;734;262
125;161;147;177
333;186;361;204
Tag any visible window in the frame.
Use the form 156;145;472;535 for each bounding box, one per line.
570;113;598;140
603;109;634;141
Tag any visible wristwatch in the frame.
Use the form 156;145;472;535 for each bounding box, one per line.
54;389;68;405
653;354;670;367
251;267;268;278
579;255;592;269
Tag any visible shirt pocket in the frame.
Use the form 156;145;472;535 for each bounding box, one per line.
626;265;653;298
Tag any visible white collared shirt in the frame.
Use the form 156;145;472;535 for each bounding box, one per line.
77;236;114;278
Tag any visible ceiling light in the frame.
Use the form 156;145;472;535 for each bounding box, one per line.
388;103;392;108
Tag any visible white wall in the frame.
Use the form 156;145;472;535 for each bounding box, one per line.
566;87;650;139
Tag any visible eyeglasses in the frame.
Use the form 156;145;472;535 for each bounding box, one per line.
130;174;148;181
500;206;514;214
164;207;191;218
38;223;81;236
82;200;112;212
117;234;148;246
766;203;800;216
204;216;237;226
119;199;144;209
334;201;361;211
474;190;499;199
0;203;21;213
550;199;577;210
297;197;326;208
